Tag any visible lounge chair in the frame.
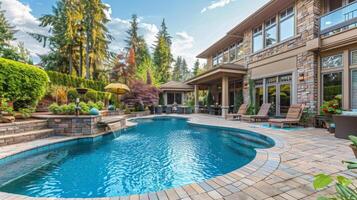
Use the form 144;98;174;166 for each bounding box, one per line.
268;104;305;128
241;103;271;122
225;104;248;120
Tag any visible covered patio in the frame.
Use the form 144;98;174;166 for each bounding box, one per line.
186;64;247;117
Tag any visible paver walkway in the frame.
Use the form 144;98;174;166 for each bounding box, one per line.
0;114;356;200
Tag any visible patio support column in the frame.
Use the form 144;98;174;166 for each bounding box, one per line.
222;76;229;117
194;85;199;113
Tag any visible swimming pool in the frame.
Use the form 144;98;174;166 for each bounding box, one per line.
0;117;274;198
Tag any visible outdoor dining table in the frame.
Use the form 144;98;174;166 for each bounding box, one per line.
178;106;191;114
210;105;221;115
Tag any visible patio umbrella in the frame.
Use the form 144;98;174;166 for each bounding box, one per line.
105;83;130;95
105;83;130;106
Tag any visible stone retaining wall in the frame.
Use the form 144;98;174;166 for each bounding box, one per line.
0;120;48;136
45;116;105;136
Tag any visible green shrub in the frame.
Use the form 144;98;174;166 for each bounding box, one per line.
46;71;107;91
48;103;61;114
79;102;89;114
87;101;98;110
0;58;49;110
19;108;34;118
0;98;14;115
83;89;97;102
67;88;79;102
96;101;105;110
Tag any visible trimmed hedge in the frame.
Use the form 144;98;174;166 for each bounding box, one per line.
0;58;49;109
46;71;107;91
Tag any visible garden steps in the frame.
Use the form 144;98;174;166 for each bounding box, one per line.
0;129;54;146
0;119;48;136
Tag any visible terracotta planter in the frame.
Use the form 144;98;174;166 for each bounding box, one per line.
350;145;357;158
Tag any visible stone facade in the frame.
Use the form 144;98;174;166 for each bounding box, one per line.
47;116;105;136
206;0;322;112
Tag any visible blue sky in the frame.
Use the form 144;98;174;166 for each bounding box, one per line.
2;0;269;67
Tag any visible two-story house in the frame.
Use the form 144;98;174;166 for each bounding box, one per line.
186;0;357;117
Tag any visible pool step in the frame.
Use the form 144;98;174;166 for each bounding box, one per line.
0;120;49;136
0;129;54;146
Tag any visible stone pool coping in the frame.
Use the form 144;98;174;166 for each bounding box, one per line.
0;114;348;200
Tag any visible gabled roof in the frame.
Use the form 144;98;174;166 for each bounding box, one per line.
197;0;294;58
159;81;194;92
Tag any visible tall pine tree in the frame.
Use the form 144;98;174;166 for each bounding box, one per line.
153;18;173;84
172;56;182;81
192;59;200;76
181;58;190;81
0;2;20;61
125;14;152;78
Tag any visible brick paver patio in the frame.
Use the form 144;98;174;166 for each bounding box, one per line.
0;114;355;200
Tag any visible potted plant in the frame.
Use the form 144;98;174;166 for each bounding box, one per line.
320;95;342;132
349;135;357;158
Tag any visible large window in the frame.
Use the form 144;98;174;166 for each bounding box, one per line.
279;7;295;41
213;42;243;66
167;92;183;105
252;6;295;53
253;26;263;52
255;74;292;116
265;17;277;47
322;72;343;102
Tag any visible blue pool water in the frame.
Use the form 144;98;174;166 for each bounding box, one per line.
0;117;274;198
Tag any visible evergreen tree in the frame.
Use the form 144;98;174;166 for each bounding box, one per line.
0;2;20;60
153;18;173;84
125;14;140;53
16;42;33;64
172;56;182;81
125;14;152;76
82;0;112;79
158;19;172;46
181;58;190;81
31;0;111;78
192;59;200;76
0;2;15;47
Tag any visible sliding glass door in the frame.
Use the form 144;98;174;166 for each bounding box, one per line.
262;74;292;116
280;84;291;115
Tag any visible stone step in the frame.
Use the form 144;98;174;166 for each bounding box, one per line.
0;120;48;136
0;129;54;146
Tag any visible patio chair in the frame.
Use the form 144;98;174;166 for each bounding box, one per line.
268;104;305;128
165;106;172;114
241;103;271;122
225;104;248;120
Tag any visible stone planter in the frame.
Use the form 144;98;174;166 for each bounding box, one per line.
34;114;105;136
350;145;357;158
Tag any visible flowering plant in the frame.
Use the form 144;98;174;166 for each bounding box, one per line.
321;95;342;115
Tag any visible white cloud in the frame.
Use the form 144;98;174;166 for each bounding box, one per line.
107;17;159;54
1;0;49;61
103;3;112;20
172;32;196;67
201;0;235;13
1;1;196;67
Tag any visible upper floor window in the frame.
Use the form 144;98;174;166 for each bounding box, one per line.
265;17;277;47
321;54;343;69
279;7;295;41
351;50;357;65
252;6;295;53
253;26;263;52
